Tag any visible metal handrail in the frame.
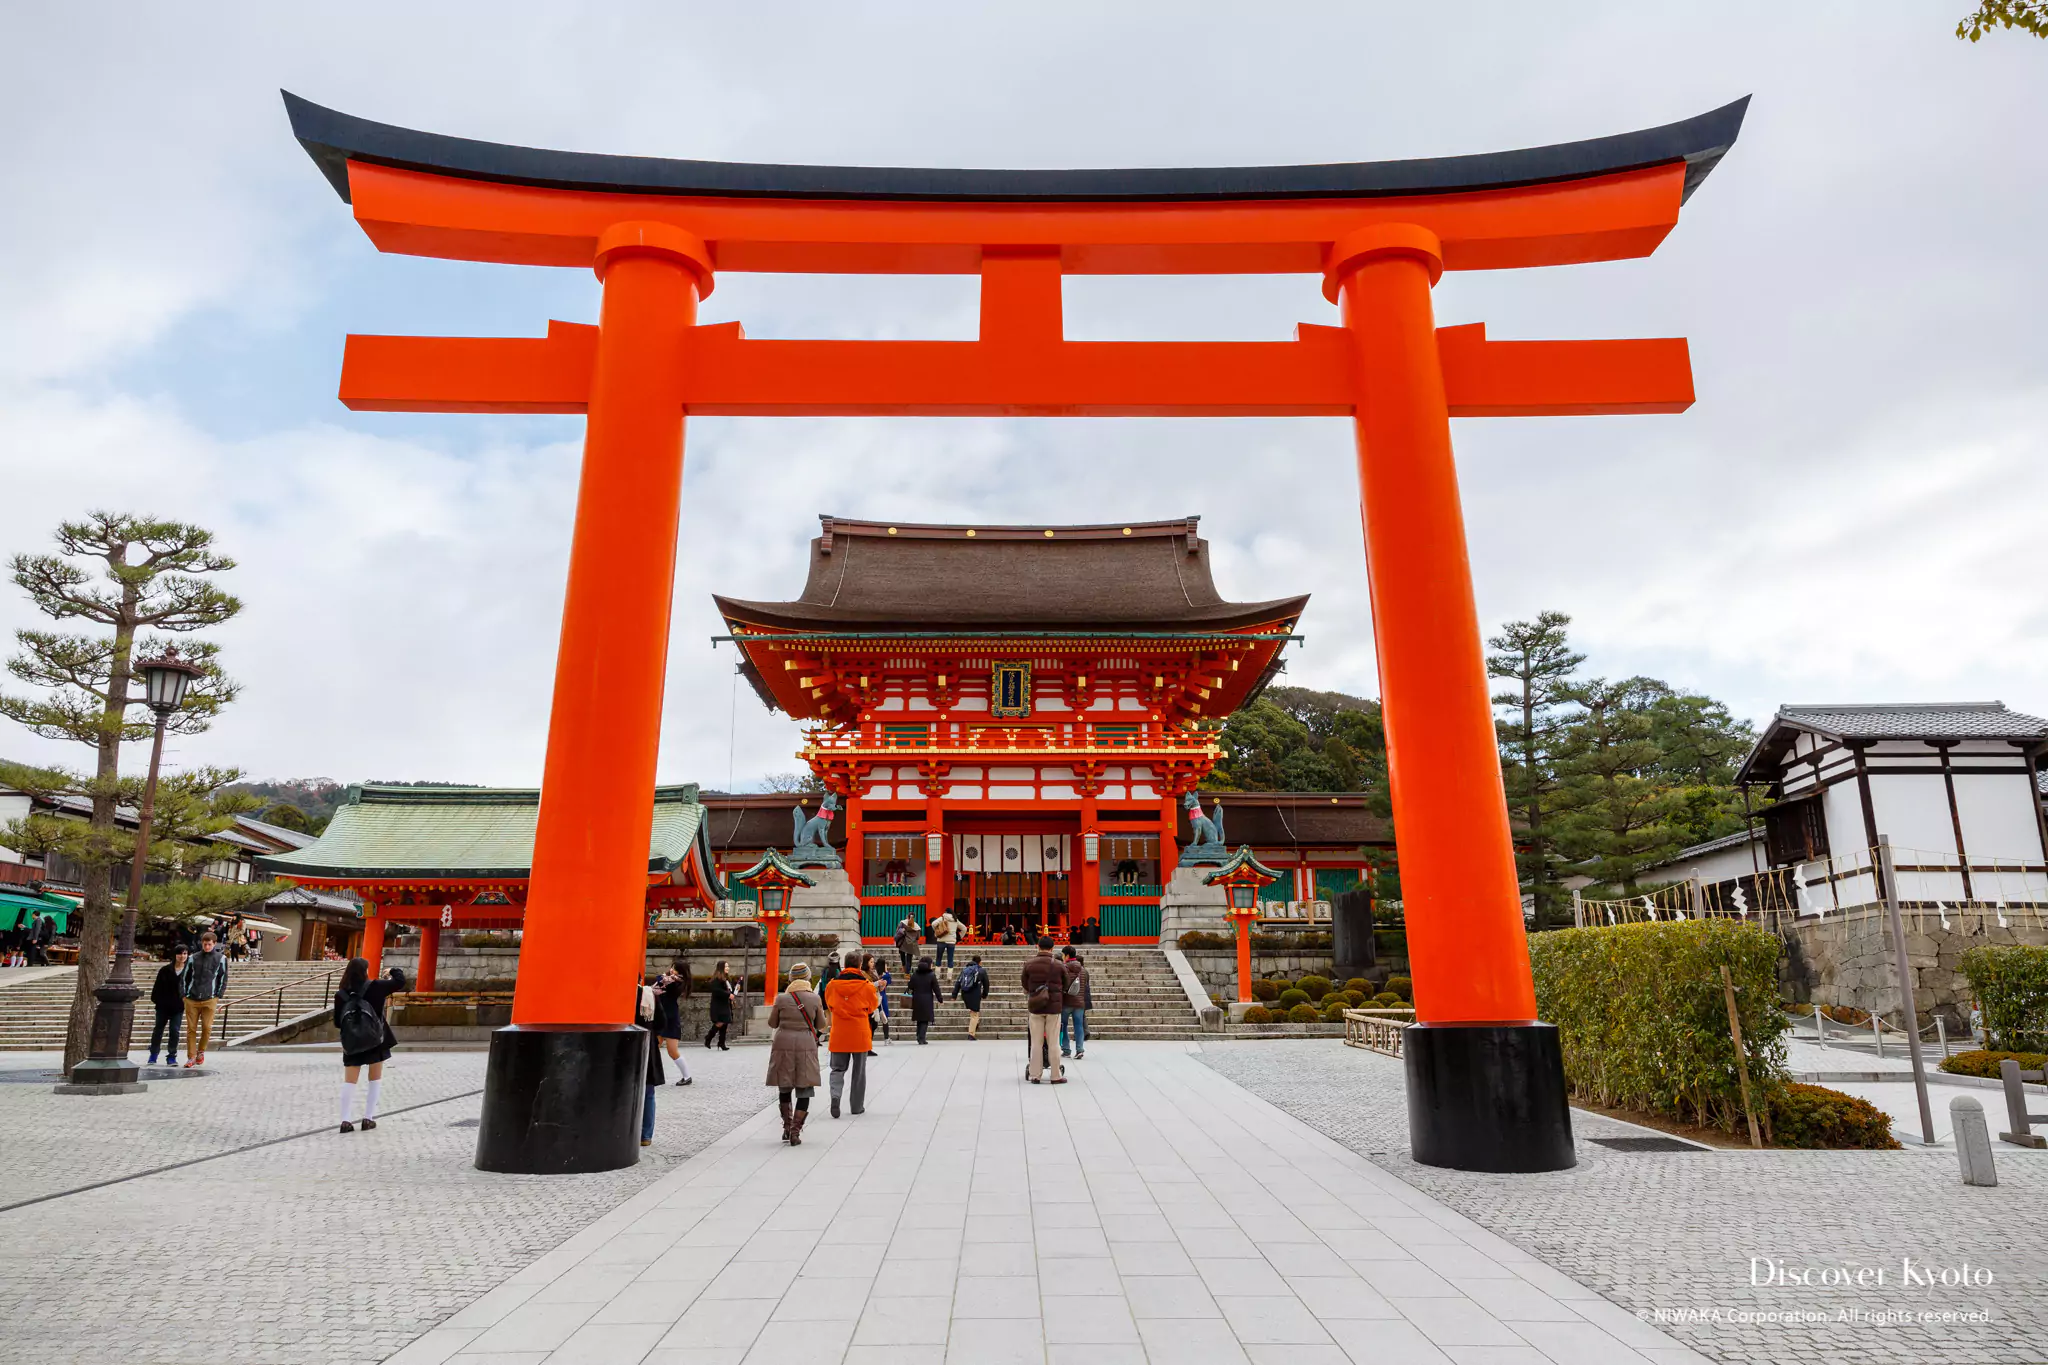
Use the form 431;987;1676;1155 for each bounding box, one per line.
215;968;339;1042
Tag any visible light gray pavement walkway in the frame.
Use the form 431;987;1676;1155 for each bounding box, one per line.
395;1041;1706;1365
1199;1040;2048;1365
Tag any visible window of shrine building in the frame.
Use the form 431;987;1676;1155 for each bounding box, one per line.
864;836;927;897
1100;835;1161;898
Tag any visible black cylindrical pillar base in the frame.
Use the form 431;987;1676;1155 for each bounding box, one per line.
1404;1021;1575;1173
475;1024;648;1174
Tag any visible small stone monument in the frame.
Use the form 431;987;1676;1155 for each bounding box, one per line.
1951;1096;1997;1187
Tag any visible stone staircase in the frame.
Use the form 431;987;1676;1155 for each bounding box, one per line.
865;945;1204;1042
0;961;348;1051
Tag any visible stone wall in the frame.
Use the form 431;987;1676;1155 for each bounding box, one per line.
1778;909;2048;1028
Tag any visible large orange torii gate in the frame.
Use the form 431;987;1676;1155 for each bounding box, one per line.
285;92;1745;1174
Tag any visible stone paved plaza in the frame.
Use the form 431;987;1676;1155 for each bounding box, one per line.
2;1039;2042;1364
0;1046;773;1364
1199;1041;2048;1365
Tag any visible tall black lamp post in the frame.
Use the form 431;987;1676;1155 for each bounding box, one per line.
59;647;203;1095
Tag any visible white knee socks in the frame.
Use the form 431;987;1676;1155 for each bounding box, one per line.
339;1081;356;1125
672;1052;691;1082
363;1079;381;1121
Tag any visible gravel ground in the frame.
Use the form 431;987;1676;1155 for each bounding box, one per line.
1197;1039;2048;1365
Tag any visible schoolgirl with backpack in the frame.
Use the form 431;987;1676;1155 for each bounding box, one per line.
335;958;409;1133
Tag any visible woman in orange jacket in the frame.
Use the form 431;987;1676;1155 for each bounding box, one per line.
821;960;879;1118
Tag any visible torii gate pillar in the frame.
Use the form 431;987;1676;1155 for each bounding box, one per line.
285;90;1746;1175
1335;226;1568;1171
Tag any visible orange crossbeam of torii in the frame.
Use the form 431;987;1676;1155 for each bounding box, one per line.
340;320;1692;418
285;91;1746;1174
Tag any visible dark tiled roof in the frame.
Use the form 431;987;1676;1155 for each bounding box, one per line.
1180;794;1391;848
702;794;843;853
1775;703;2048;741
716;516;1306;634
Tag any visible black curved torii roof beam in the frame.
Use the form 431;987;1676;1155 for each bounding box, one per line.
284;90;1747;208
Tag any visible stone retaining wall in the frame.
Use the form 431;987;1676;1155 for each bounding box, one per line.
1179;950;1386;1000
1778;909;2048;1027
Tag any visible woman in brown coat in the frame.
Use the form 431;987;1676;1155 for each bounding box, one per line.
765;963;824;1144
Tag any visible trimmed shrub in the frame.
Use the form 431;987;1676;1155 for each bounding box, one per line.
1343;978;1371;995
1286;1003;1322;1024
1372;993;1403;1007
1769;1083;1901;1150
1276;989;1310;1010
1940;1049;2048;1080
1178;930;1234;950
1322;998;1350;1021
1530;919;1789;1137
1961;945;2048;1052
1250;980;1281;1003
1341;990;1366;1007
1295;975;1333;1002
1242;1006;1275;1025
1384;975;1412;1000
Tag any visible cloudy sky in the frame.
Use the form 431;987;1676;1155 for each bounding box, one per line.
1;3;2042;792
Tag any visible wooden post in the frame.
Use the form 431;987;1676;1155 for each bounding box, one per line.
1878;835;1937;1145
1720;964;1763;1150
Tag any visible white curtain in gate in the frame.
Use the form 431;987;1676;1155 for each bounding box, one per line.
1040;834;1067;872
1004;833;1029;872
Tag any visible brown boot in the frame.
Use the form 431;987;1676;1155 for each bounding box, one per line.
788;1109;807;1145
778;1096;794;1144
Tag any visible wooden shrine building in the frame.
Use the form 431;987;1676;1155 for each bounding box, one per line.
256;783;724;989
715;515;1389;944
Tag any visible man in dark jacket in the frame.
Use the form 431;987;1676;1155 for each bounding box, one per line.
1020;938;1066;1084
29;911;55;965
953;955;990;1040
180;930;228;1066
147;946;188;1065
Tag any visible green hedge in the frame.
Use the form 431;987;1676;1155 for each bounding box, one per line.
1961;945;2048;1052
1940;1048;2048;1079
1242;1005;1275;1024
1531;920;1789;1136
1769;1083;1900;1150
1286;1003;1322;1024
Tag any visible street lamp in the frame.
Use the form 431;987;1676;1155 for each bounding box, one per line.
731;849;814;1012
1204;845;1280;1016
59;646;203;1095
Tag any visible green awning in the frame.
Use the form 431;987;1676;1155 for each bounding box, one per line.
0;891;77;933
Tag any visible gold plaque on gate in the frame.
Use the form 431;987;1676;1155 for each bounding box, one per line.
990;661;1033;718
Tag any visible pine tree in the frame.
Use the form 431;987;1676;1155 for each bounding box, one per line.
1549;677;1694;895
0;514;241;1075
1486;612;1583;928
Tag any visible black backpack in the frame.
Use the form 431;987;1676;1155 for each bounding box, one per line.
336;990;385;1055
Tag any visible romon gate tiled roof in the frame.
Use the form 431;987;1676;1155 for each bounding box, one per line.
254;783;712;881
1774;703;2048;741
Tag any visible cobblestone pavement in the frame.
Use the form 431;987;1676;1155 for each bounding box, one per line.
391;1041;1703;1365
1197;1040;2048;1365
0;1044;772;1365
